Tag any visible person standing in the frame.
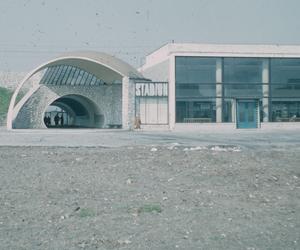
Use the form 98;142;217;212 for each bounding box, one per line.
60;114;64;127
54;113;59;127
134;115;141;129
47;115;51;126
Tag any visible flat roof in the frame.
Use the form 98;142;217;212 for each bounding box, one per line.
143;43;300;68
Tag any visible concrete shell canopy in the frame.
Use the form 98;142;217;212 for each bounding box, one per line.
42;51;143;80
7;51;143;129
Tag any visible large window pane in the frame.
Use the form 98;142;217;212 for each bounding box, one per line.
176;56;216;97
176;84;215;97
223;58;263;97
224;83;263;97
271;100;300;122
176;99;216;123
224;58;263;83
270;59;300;122
175;57;217;122
223;98;234;122
176;57;216;84
270;58;300;98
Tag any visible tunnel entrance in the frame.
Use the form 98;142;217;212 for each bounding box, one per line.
43;95;104;128
44;106;69;128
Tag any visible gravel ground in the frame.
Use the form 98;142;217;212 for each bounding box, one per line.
0;144;299;250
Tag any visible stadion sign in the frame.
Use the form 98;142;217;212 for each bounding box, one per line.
135;82;168;97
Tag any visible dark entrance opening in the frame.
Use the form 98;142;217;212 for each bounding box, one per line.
44;106;69;128
43;95;104;128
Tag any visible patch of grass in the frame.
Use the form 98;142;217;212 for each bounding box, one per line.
78;208;96;218
138;204;162;214
0;87;25;125
0;87;13;116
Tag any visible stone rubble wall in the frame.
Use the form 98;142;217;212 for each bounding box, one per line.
13;84;122;129
0;71;44;127
0;71;43;91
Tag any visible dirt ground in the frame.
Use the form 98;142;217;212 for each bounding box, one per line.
0;144;299;250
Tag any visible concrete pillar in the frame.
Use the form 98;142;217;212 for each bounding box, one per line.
216;58;223;123
231;99;236;123
169;55;176;129
262;59;269;122
122;76;135;130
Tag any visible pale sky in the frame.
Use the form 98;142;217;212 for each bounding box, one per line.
0;0;300;71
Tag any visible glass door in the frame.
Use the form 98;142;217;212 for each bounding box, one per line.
236;99;259;128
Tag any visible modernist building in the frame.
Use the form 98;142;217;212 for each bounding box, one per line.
140;43;300;129
7;43;300;130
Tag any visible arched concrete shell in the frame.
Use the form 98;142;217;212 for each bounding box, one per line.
56;51;143;79
7;51;142;129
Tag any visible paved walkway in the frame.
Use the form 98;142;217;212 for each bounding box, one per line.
0;127;300;149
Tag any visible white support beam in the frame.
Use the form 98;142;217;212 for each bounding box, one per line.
122;76;135;130
216;58;223;123
262;59;270;122
169;55;176;129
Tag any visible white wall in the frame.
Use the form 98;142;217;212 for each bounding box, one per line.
139;59;169;82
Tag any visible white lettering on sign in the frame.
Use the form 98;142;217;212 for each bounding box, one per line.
135;83;168;97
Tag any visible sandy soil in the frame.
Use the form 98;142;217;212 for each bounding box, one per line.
0;145;299;250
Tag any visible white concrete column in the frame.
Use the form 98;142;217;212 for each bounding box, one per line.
216;58;223;123
169;55;176;129
122;76;135;130
231;99;236;123
262;59;269;122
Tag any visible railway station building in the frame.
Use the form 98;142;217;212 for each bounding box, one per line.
7;43;300;130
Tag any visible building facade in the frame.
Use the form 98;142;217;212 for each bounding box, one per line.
140;43;300;129
7;43;300;130
7;51;144;129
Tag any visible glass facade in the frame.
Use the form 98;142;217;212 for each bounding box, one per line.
175;56;300;123
270;59;300;121
175;57;217;122
223;58;263;98
40;65;107;86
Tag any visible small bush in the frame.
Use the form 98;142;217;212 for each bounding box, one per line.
138;204;162;214
78;208;95;218
0;87;12;116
